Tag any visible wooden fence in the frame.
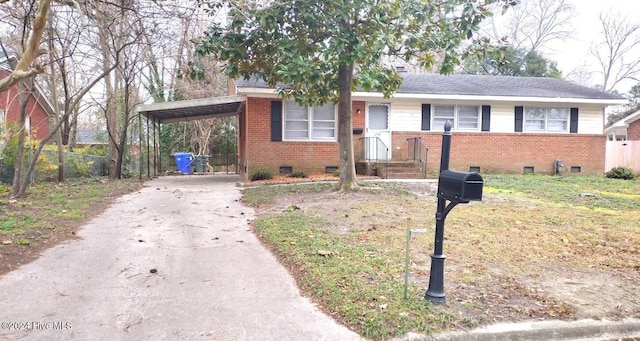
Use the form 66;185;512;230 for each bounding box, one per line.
605;140;640;172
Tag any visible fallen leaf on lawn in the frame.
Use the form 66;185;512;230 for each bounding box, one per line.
2;240;12;245
317;250;332;257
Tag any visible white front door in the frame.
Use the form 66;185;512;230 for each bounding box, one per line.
366;104;391;160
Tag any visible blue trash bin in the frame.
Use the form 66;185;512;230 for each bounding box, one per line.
174;153;194;174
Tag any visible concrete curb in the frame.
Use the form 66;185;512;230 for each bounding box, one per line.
395;318;640;341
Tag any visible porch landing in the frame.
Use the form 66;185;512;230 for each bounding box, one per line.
356;160;426;179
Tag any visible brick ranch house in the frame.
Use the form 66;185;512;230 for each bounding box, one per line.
0;53;54;141
138;73;626;180
234;74;625;178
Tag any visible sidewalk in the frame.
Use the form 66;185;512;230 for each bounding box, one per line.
0;175;362;340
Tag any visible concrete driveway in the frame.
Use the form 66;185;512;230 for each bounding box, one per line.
0;175;362;341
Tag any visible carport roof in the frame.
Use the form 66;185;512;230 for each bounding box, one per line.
137;95;245;123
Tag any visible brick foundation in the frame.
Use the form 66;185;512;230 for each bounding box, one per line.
392;131;606;175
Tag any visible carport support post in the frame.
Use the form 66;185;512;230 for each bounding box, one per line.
426;121;452;304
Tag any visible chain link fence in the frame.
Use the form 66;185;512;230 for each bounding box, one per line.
0;150;108;184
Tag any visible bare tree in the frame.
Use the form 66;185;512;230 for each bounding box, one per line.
591;11;640;93
0;0;79;93
499;0;575;52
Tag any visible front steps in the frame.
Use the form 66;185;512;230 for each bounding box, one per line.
356;160;426;179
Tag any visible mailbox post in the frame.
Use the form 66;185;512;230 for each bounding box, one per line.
425;121;483;304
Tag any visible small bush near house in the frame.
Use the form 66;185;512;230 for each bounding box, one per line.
605;166;636;180
288;171;307;178
249;167;274;181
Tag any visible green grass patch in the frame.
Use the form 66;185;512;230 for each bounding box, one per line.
242;183;334;207
256;212;440;338
0;177;144;245
244;175;640;339
485;174;640;210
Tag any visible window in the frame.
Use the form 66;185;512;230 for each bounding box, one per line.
368;105;388;130
525;107;568;132
284;101;336;141
433;105;480;130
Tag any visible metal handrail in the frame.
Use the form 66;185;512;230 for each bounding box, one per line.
407;137;428;178
359;136;389;178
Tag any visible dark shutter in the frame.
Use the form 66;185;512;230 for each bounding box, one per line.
421;104;431;131
515;106;524;132
570;107;579;133
271;101;282;141
481;105;491;132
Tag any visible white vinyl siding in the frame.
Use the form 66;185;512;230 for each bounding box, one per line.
360;101;604;134
389;102;421;131
578;108;604;134
489;105;515;132
284;101;336;141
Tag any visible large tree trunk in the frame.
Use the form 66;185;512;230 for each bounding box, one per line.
336;63;358;192
10;84;30;198
48;18;65;182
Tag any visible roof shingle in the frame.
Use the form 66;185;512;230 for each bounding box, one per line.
236;73;623;100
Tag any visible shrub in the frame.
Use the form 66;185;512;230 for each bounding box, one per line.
288;171;307;178
249;167;274;181
65;154;93;178
605;166;636;180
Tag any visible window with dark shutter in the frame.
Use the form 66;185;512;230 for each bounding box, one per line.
481;105;491;132
570;108;579;133
421;104;431;131
271;101;282;141
515;106;524;132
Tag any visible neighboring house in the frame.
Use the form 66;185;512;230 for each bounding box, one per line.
0;50;55;140
138;73;626;180
75;130;108;145
604;110;640;141
604;110;640;172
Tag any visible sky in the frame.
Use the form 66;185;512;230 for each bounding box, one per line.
542;0;640;92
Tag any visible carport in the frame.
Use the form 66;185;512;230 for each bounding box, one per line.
136;95;246;179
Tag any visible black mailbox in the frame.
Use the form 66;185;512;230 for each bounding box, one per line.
437;170;483;202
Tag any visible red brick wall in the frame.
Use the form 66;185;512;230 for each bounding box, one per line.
628;120;640;140
352;101;366;160
0;69;51;139
244;97;367;175
392;131;606;175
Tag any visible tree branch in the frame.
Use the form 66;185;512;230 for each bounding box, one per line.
0;0;80;93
